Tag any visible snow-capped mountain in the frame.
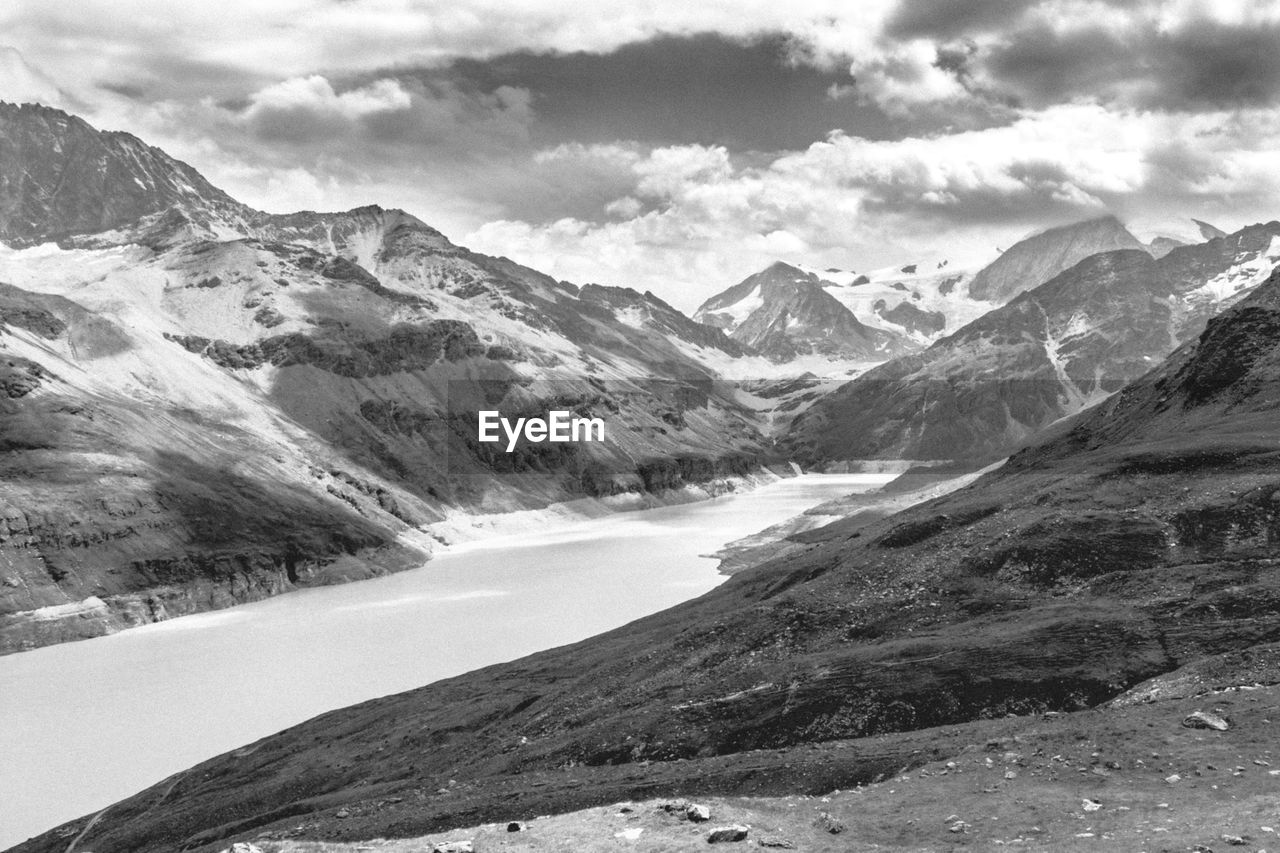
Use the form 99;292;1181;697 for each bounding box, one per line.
693;261;918;364
782;221;1280;465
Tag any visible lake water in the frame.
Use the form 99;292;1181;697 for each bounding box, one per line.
0;473;893;847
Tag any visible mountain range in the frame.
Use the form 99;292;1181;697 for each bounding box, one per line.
782;221;1280;465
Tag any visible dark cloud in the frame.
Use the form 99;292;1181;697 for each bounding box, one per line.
118;53;267;102
96;81;145;100
885;0;1039;39
1155;22;1280;108
388;33;1005;152
983;18;1280;110
981;24;1131;107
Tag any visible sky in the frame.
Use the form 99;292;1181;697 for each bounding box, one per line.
2;0;1280;310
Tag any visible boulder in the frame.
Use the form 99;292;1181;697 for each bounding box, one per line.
707;825;750;843
686;803;711;822
814;811;846;833
1183;711;1230;731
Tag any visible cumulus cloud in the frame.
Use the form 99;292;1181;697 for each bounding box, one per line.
846;39;973;116
247;76;412;120
240;76;413;140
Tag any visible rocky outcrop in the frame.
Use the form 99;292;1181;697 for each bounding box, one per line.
874;300;945;336
167;320;487;376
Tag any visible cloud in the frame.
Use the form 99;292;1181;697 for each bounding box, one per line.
0;46;75;108
978;11;1280;110
4;0;1280;311
240;76;413;140
846;39;973;116
247;76;413;120
886;0;1041;38
466;101;1280;309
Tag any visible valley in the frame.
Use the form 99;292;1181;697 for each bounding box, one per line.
4;87;1280;853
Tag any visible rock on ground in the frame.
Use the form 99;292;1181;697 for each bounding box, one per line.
1184;711;1231;731
707;825;750;843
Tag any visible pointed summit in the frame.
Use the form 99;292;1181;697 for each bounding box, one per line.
968;214;1146;303
1193;218;1229;241
694;262;917;362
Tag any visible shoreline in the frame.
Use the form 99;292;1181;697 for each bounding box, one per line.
0;463;800;658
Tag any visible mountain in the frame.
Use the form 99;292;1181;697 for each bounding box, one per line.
0;103;774;654
693;261;917;363
967;214;1147;302
1195;218;1229;240
781;221;1280;465
1148;234;1187;258
26;266;1280;853
0;102;253;246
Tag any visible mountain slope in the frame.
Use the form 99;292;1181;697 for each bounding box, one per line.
694;262;916;363
782;222;1280;464
0;103;772;654
23;266;1280;853
967;214;1147;302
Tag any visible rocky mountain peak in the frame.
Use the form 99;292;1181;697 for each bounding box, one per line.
694;261;918;363
968;214;1147;303
0;101;253;247
1194;218;1229;240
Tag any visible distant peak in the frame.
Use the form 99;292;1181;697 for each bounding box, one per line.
763;260;804;274
1193;219;1229;240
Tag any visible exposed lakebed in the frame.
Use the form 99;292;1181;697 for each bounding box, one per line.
0;473;895;847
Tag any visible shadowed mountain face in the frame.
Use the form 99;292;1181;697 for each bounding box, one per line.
0;102;253;247
967;215;1147;303
0;103;771;654
23;267;1280;853
781;223;1280;465
694;262;917;362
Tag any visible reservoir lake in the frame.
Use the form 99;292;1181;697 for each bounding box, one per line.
0;473;894;846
